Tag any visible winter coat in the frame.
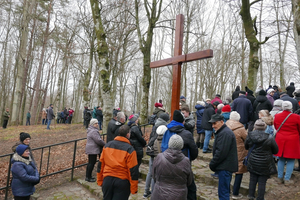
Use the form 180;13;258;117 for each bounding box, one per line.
106;118;123;143
153;134;163;157
180;99;187;107
68;109;74;116
211;96;223;105
246;93;256;105
151;148;192;200
273;91;280;100
3;111;10;120
280;94;299;112
12;142;36;165
167;120;198;161
252;95;273;122
129;124;146;159
232;86;241;100
195;104;205;134
226;120;248;174
63;108;68;117
221;112;230;123
270;106;282;118
184;113;195;134
84;110;92;121
26;112;31;118
46;107;55;120
96;109;103;122
245;130;278;176
231;95;253;124
266;94;274;106
201;104;215;130
85;126;105;155
42;110;47;119
274;110;300;159
11;153;39;197
286;84;295;97
92;107;97;118
148;118;169;147
153;107;165;118
209;125;238;173
56;112;61;120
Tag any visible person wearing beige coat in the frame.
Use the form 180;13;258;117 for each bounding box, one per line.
226;111;248;199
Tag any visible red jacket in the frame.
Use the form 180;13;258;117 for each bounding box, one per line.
97;136;138;194
274;110;300;159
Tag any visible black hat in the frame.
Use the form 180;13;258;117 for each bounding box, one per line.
213;101;220;106
159;113;170;122
208;114;224;123
113;109;119;117
20;132;31;142
173;110;184;123
259;90;267;96
216;94;221;97
239;91;246;95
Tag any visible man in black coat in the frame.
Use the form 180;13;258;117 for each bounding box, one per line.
232;86;241;100
245;86;256;105
209;114;238;200
286;82;295;97
96;107;103;130
231;91;253;127
280;92;299;112
106;112;125;142
201;103;216;153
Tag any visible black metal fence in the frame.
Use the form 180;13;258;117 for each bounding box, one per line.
0;124;150;200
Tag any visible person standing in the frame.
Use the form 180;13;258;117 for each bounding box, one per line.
42;108;47;125
12;132;36;164
195;101;206;149
26;111;31;126
208;114;238;200
151;135;193;200
46;104;55;130
231;91;253;127
2;108;10;129
245;119;278;200
181;105;195;134
97;125;139;200
68;108;74;124
96;106;103;130
286;82;295;97
106;112;125;143
11;144;40;200
211;94;223;104
232;86;241;100
180;95;187;107
201;102;216;153
85;119;105;182
266;89;275;106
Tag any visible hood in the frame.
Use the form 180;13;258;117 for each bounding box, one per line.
226;119;244;131
11;153;32;165
155;118;169;127
256;95;268;103
153;107;162;115
235;86;240;92
167;120;185;133
195;104;205;110
248;130;269;144
222;112;230;120
205;103;214;109
163;148;186;164
185;113;194;121
87;125;99;133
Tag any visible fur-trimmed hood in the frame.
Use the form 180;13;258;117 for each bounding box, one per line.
12;153;32;165
261;115;273;125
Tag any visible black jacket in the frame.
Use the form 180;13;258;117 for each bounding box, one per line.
168;124;198;161
209;125;238;172
231;95;253;124
245;130;278;176
201;104;215;131
286;84;295;97
96;110;103;121
106;118;123;142
246;94;256;105
280;94;299;112
129;124;146;159
252;95;273;121
232;86;241;100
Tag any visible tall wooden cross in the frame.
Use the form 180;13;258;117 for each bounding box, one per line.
150;14;213;119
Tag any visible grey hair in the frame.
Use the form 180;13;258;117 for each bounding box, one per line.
117;112;125;121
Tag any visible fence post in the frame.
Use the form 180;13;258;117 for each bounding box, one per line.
5;154;13;200
71;140;77;181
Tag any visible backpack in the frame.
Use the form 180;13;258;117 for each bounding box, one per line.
149;114;157;125
60;112;65;118
161;130;175;152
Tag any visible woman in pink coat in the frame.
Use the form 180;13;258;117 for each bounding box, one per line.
274;101;300;185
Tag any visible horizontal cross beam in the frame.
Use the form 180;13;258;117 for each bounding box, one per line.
150;49;213;68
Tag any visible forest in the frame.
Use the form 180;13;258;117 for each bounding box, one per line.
0;0;298;130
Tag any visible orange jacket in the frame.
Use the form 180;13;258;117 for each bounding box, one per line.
97;136;138;194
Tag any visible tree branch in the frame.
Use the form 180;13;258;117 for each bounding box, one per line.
250;0;262;7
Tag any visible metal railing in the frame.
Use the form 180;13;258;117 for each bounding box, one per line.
0;124;150;200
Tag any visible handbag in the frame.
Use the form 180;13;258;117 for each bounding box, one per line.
146;145;155;157
243;144;256;166
274;113;292;137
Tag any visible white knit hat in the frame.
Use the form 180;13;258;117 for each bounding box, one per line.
156;125;168;136
282;101;292;111
230;111;240;121
89;118;98;126
273;99;283;107
267;88;275;94
196;101;206;107
168;134;184;150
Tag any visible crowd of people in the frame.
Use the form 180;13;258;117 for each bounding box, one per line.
7;82;300;200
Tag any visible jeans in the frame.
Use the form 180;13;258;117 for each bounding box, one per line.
233;174;243;195
203;130;213;152
47;119;51;129
98;121;102;130
248;172;268;200
102;176;131;200
86;154;97;178
218;170;232;200
145;157;155;193
277;157;295;180
26;118;30;126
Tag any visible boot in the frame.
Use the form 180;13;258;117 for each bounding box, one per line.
199;143;204;149
196;142;200;148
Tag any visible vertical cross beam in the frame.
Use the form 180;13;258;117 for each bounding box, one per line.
171;14;184;119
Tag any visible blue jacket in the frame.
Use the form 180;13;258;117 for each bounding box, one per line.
11;153;39;196
195;104;205;133
231;95;253;124
221;112;230;123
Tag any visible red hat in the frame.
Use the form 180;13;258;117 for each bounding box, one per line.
222;105;231;112
155;103;163;108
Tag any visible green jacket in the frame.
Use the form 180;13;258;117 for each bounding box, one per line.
26;112;31;118
3;111;10;120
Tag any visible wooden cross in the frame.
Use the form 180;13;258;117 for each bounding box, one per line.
150;14;213;119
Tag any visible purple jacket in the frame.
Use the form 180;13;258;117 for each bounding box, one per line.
85;126;105;155
266;94;274;106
